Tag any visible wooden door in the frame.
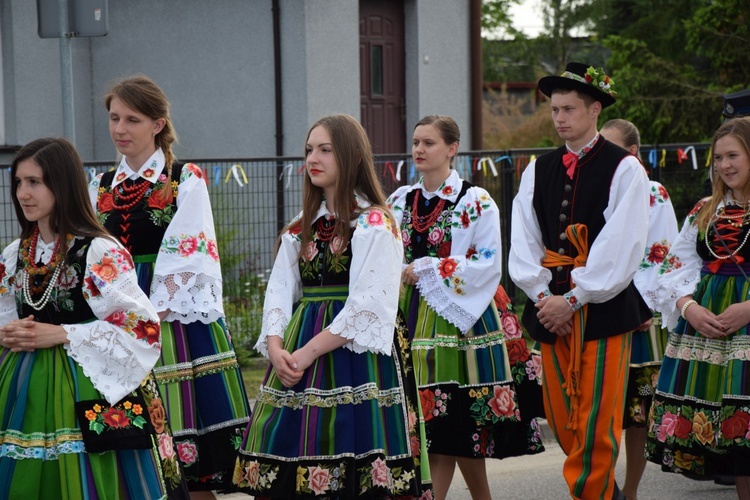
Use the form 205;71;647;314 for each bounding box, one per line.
359;0;406;154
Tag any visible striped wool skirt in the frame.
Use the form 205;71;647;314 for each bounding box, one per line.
624;313;667;428
234;285;429;498
646;268;750;477
134;255;251;490
400;284;544;459
0;346;189;499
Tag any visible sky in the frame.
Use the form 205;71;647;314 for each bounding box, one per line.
508;0;545;38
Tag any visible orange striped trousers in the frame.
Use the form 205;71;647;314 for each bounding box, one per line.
541;331;632;499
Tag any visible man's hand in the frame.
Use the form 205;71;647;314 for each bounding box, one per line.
637;318;653;331
536;296;575;336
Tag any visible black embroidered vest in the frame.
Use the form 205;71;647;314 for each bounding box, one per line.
521;138;651;344
402;181;472;262
17;237;96;325
98;163;184;257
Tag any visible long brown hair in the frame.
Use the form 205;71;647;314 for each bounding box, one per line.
104;75;177;197
696;117;750;231
11;138;112;254
288;114;390;257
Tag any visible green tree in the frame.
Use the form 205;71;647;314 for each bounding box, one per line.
600;36;722;144
685;0;750;88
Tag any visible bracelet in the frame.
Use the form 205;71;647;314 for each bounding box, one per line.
680;299;697;319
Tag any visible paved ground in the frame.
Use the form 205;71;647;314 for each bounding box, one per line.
216;419;738;499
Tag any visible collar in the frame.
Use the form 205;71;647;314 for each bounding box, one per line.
35;235;81;264
313;193;372;222
566;133;600;159
415;170;462;202
111;149;166;188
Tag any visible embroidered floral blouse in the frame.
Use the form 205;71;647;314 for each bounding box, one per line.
256;196;404;357
88;149;223;324
0;237;161;404
387;170;502;334
656;195;750;330
509;153;649;309
634;180;679;312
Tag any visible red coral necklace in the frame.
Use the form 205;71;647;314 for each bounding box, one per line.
20;227;66;310
112;178;151;211
411;190;446;233
316;217;336;242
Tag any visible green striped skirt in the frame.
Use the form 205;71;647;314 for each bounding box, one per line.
647;270;750;477
400;284;544;459
134;254;251;490
0;346;189;499
234;286;429;498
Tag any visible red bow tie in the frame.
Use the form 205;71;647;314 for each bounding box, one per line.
563;152;579;179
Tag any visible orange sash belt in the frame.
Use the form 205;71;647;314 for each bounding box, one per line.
541;223;589;431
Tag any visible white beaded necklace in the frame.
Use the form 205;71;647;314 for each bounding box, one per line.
705;212;750;261
21;239;64;311
22;266;62;311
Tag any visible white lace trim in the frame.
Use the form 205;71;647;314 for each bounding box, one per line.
413;258;477;334
664;332;750;365
329;304;393;355
64;321;156;404
150;271;224;323
255;308;289;356
328;264;398;355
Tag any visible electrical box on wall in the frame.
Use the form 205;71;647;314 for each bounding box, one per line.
37;0;108;38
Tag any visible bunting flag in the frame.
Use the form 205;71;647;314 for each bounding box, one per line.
225;164;248;187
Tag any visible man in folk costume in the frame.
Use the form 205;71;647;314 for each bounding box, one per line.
509;62;651;500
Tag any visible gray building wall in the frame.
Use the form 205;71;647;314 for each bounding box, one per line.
1;0;471;165
405;0;472;150
0;0;474;270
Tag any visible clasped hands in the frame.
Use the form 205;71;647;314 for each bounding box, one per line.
0;315;68;352
536;296;653;337
268;343;315;388
535;296;575;336
683;301;750;339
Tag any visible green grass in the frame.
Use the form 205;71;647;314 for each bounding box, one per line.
241;360;268;401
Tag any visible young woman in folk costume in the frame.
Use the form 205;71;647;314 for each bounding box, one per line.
648;117;750;499
89;75;250;497
388;115;544;500
233;114;431;499
600;119;679;500
0;138;189;499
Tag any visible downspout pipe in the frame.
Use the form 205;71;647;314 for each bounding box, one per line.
469;0;482;150
273;0;285;233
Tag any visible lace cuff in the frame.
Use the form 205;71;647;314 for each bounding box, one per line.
255;307;289;357
414;258;477;334
64;324;159;404
328;305;393;355
150;271;224;323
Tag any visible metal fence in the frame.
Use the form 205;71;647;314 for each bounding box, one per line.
0;144;712;343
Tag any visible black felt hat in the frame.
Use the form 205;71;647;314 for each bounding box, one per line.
723;89;750;119
537;62;617;108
